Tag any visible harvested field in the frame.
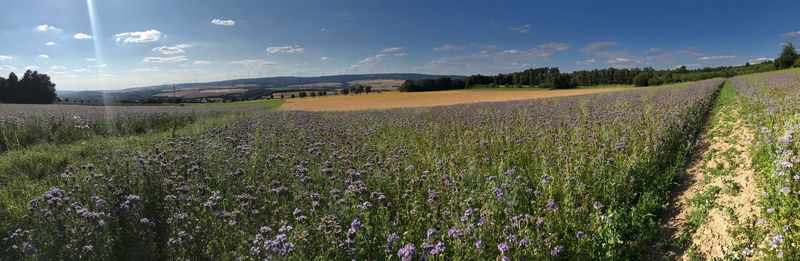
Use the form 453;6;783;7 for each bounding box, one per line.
280;87;628;111
349;79;406;90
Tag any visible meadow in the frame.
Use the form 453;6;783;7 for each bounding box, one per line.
0;79;727;260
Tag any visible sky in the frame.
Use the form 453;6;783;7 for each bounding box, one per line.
1;0;799;91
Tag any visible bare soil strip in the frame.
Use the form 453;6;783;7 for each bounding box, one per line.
654;83;759;260
279;87;627;111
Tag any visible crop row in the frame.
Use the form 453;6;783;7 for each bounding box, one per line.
732;72;800;258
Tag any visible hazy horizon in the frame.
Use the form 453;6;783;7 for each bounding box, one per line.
1;0;799;91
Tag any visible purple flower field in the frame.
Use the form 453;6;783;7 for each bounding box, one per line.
2;79;724;259
732;71;800;258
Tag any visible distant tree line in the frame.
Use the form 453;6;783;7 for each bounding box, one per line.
0;70;57;104
400;44;800;92
340;83;372;95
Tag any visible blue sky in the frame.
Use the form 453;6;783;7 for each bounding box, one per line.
0;0;799;90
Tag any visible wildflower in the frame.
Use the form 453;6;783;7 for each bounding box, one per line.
461;208;474;222
475;240;483;249
779;187;791;195
448;228;463;239
593;201;605;210
348;219;363;235
492;187;505;201
397;244;416;261
546;198;558;211
426;228;437;239
742;247;752;256
497;242;510;253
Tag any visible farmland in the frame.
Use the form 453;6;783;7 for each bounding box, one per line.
1;78;738;260
280;86;628;111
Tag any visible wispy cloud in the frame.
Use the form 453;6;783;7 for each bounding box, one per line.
783;31;800;38
193;60;212;65
0;65;17;71
381;47;404;53
266;45;305;54
211;19;236;26
152;44;193;55
24;65;40;70
0;55;13;61
35;24;62;33
320;56;332;61
580;41;618;55
697;55;736;61
45;42;57;47
143;56;187;63
576;59;596;65
231;59;277;68
73;33;93;40
37;54;49;60
434;44;464;51
50;65;67;70
748;57;772;64
115;30;161;43
510;24;532;34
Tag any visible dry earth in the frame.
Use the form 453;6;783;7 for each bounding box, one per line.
654;87;759;260
279;87;627;111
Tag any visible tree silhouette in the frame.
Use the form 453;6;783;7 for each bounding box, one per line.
0;70;57;104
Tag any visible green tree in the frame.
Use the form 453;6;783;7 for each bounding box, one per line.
775;42;798;69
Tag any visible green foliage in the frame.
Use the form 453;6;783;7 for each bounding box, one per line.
0;71;57;104
775;43;798;69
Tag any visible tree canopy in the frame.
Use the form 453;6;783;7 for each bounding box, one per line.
775;42;798;70
0;70;57;104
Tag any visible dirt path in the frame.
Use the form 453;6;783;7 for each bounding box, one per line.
279;87;627;111
653;82;760;260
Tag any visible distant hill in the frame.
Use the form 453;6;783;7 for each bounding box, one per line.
56;73;461;103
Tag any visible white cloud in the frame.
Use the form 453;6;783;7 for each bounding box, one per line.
193;60;212;65
142;56;187;63
73;33;93;40
510;24;532;34
576;59;597;65
320;56;332;61
395;53;407;57
35;24;62;33
266;45;305;54
90;64;108;69
538;42;570;52
24;66;40;70
0;65;17;71
85;58;97;62
37;54;50;60
349;54;387;71
0;55;13;61
131;67;159;72
606;57;631;65
45;42;57;47
783;31;800;38
581;41;618;54
434;44;464;51
748;57;772;64
231;59;277;68
697;55;736;61
115;29;161;43
381;47;404;53
152;44;192;55
211;19;236;26
50;65;67;70
72;68;91;73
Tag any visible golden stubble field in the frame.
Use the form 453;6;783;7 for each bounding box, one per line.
280;87;629;111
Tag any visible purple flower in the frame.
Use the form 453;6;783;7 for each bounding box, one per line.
424;241;446;255
204;191;221;208
475;240;483;249
780;187;791;195
426;228;437;239
492;187;505;201
497;242;510;253
348;219;363;235
447;228;463;239
397;244;416;261
593;201;604;210
742;247;752;256
460;208;474;222
546;198;558;211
